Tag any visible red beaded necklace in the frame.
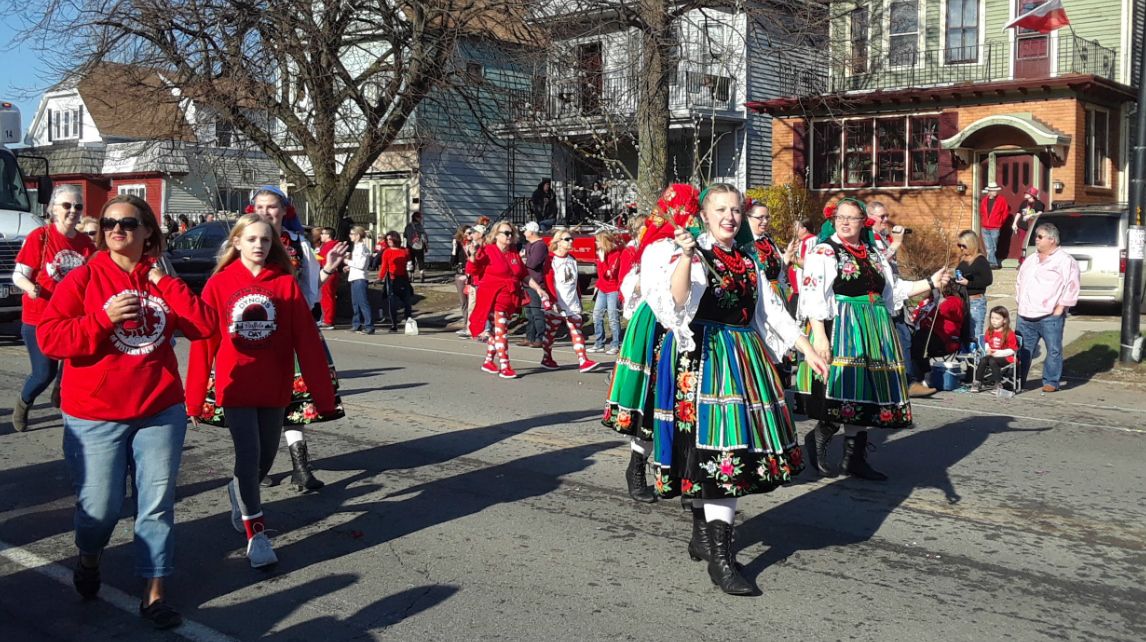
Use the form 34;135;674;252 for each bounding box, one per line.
754;237;775;259
839;238;868;260
711;244;746;274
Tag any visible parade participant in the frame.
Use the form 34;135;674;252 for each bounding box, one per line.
451;225;473;337
589;230;622;354
972;306;1019;393
539;227;598;373
742;200;787;297
186;215;337;568
37;195;215;629
980;182;1009;268
345;226;375;334
603;185;699;505
467;220;550;379
403;211;428;282
648;183;828;595
1015;222;1079;393
796;198;951;481
784;216;817;318
247;185;345;492
10;184;95;432
316;227;339;329
955;229;993;339
378;231;415;333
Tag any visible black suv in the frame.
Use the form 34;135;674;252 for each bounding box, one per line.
166;220;233;292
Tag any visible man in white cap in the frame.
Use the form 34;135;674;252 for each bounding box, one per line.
980;182;1009;268
519;221;549;348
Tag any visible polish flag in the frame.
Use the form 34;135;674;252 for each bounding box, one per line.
1004;0;1071;33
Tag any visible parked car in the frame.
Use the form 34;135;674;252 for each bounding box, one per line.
166;219;233;292
1022;205;1146;311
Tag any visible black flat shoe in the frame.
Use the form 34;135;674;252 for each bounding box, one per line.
72;558;100;600
139;599;183;630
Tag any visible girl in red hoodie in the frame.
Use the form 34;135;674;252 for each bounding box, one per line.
38;195;215;630
589;231;622;354
186;214;337;569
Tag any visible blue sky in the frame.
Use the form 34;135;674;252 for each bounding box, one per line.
1;17;59;135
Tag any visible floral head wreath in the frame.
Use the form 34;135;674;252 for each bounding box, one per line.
635;183;700;261
818;197;876;244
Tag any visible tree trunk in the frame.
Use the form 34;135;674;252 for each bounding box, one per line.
636;0;672;215
297;179;351;230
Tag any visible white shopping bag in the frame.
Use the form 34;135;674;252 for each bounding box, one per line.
404;317;419;335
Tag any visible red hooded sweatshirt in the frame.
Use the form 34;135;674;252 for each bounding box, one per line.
186;260;337;415
14;224;96;325
37;252;217;421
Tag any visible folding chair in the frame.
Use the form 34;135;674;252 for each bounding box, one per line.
971;334;1023;396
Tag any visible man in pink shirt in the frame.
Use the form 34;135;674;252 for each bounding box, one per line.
1015;223;1080;392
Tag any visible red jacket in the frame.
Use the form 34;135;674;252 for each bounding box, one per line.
467;244;526;336
316;240;338;268
186;260;336;415
37;252;216;421
617;244;638;286
980;195;1010;230
378;247;410;281
14;225;96;324
594;248;622;294
985;328;1019;364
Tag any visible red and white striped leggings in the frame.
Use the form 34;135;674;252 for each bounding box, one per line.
483;311;511;368
542;312;589;363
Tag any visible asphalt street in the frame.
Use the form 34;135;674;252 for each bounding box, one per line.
0;326;1143;641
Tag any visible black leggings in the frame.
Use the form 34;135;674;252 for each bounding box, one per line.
224;407;285;517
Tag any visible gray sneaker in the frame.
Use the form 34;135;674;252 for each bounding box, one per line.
246;532;278;568
226;480;244;533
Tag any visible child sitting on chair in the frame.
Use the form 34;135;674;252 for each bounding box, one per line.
972;306;1019;392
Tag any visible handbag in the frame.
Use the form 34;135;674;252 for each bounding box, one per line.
404;317;419;335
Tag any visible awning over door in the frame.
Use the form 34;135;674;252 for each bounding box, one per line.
941;112;1071;164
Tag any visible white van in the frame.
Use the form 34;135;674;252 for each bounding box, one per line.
1;101;53;322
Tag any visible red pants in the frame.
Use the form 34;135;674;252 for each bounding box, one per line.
320;273;339;325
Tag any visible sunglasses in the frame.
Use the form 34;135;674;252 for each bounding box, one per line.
1035;234;1047;240
85;231;98;237
58;202;84;212
956;243;967;249
497;230;514;237
559;237;574;242
100;217;142;232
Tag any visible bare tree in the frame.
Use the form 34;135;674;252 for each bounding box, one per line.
7;0;536;227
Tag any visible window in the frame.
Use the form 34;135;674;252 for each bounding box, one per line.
850;8;869;74
1085;108;1110;187
812;116;942;189
118;184;147;199
945;0;980;63
465;61;484;83
170;226;205;250
812;121;842;188
703;20;728;60
876;120;907;186
215;120;233;148
49;106;82;141
889;1;920;67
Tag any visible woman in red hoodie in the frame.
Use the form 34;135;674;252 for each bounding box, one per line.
38;195;215;630
467;220;550;378
589;231;622;354
377;231;415;333
186;214;337;569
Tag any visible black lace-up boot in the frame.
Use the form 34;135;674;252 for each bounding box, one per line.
289;441;325;492
706;521;753;595
624;451;656;503
842;430;888;481
804;421;840;477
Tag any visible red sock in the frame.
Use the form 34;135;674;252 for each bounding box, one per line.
243;513;265;540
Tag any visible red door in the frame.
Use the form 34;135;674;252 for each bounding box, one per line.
1014;1;1050;79
980;154;1035;260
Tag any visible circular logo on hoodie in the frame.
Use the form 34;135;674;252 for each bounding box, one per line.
46;249;85;282
104;290;169;356
229;291;277;344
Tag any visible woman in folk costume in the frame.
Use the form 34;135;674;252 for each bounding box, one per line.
194;186;346;492
741;199;788;298
648;183;829;595
796;198;950;481
602;184;700;504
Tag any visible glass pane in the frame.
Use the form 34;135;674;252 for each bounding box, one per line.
878;120;906;150
845;121;873;186
172;228;203;250
910;151;939;182
890;1;918;34
910;117;939;149
878;152;906;185
1036;214;1120;246
890;35;917;65
813;121;842;187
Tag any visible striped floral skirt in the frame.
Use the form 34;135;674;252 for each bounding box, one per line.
602;302;662;440
650;321;803;500
196;334;346;427
795;295;911;428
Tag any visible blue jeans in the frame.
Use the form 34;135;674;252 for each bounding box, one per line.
350;279;373;331
894;313;918;383
982;228;1001;267
524;289;547;342
968;296;987;343
62;403;187;578
21;323;58;404
593;290;620;349
1017;314;1066;389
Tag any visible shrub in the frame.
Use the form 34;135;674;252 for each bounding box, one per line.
744;181;819;246
896;218;958;281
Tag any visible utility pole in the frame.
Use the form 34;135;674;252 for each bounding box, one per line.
1121;23;1146;363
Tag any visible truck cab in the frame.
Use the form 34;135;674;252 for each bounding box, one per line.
1;102;52;322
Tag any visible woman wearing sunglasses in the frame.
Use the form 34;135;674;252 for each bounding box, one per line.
954;230;992;339
10;184;96;432
796;199;950;482
539;227;598;373
37;195;216;629
467;221;550;378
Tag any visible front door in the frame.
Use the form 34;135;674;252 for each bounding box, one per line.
370;182;408;237
1014;0;1051;79
980;154;1037;261
577;42;603;115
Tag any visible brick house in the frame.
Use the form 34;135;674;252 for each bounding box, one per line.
749;0;1142;263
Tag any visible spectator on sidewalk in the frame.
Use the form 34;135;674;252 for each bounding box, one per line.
1011;187;1045;244
530;178;558;229
908;281;965;385
519;221;549;348
955;229;993;339
403;211;427;283
980;182;1009;268
316;227;339;329
1015;222;1080;393
378;231;415;333
451;225;474;337
346;226;374;334
589;230;622;354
